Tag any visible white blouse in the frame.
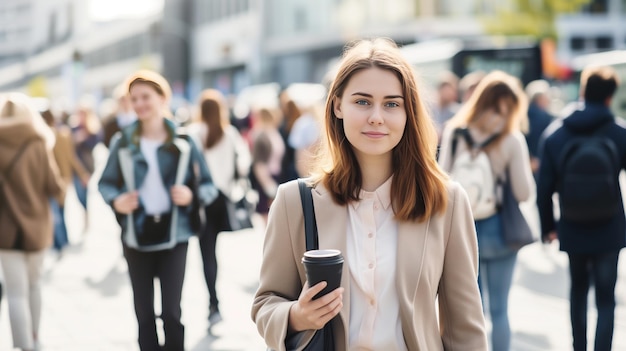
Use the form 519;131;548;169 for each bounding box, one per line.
138;137;171;215
346;176;407;351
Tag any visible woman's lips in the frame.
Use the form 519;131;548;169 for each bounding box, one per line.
363;131;387;138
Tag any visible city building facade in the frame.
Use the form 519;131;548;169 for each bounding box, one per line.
0;0;625;105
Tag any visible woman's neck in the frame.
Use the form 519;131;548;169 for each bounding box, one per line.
141;116;167;141
358;155;393;192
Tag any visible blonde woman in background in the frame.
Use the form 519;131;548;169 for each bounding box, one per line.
187;88;252;328
438;70;535;351
0;93;64;351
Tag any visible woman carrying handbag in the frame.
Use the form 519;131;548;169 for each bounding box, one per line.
438;71;536;351
186;88;252;328
252;38;487;351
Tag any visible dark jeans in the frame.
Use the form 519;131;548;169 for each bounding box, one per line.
73;175;88;209
568;251;620;351
199;192;230;310
49;198;69;250
124;242;188;351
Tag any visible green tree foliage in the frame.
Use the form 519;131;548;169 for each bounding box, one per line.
483;0;591;39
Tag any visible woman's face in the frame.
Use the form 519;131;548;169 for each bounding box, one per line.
334;67;407;163
129;83;165;121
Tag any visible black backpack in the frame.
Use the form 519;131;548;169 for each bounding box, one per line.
558;122;621;223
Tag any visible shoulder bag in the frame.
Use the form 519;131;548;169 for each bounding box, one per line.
499;169;536;250
289;179;335;351
225;141;255;231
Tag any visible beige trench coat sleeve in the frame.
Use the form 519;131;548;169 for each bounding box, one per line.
438;182;488;350
251;181;317;351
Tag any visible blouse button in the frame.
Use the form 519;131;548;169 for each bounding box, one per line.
368;233;373;238
368;263;374;269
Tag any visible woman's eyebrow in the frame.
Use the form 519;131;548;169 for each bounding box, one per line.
351;92;404;99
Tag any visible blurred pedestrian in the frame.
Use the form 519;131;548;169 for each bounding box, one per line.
249;107;285;223
69;103;100;234
537;66;626;351
252;38;487;350
186;88;252;329
0;92;64;351
288;101;323;177
432;70;461;137
459;70;486;104
41;108;90;254
439;70;535;351
524;79;555;178
102;83;137;148
277;92;301;183
98;69;217;351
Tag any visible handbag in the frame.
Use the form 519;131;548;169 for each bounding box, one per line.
293;179;335;351
225;143;256;231
499;169;536;250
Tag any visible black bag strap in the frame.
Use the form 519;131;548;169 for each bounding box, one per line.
451;128;500;158
297;179;318;251
1;139;36;182
232;137;241;180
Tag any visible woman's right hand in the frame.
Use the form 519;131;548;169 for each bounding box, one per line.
288;281;344;332
113;191;139;214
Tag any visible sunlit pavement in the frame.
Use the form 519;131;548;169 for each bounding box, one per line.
0;145;625;350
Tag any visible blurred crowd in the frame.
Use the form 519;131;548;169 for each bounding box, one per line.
0;43;624;351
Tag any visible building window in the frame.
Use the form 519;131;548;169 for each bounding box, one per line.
294;7;307;32
570;37;585;51
583;0;608;13
48;12;57;44
596;36;613;50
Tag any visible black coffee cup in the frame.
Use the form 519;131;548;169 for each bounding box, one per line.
301;249;344;300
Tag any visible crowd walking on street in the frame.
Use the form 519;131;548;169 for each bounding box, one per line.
1;35;626;351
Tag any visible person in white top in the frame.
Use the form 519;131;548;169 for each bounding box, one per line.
187;88;252;328
438;71;535;351
252;38;487;350
287;102;323;178
98;70;216;351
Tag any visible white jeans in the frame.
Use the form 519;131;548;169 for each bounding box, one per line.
0;249;45;350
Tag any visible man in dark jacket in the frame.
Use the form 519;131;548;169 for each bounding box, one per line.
537;66;626;351
524;79;554;179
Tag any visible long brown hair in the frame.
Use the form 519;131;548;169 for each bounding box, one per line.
282;98;301;134
198;89;228;148
447;70;528;149
314;38;448;222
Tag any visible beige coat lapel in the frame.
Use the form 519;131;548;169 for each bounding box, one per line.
396;218;431;348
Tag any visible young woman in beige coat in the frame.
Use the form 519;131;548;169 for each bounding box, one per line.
252;38;488;351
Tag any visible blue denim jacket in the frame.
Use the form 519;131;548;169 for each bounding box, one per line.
98;119;217;248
